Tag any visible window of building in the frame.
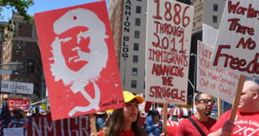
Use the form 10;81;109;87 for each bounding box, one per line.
136;6;141;14
133;55;138;63
131;80;137;88
134;30;140;38
135;18;141;26
133;43;139;51
212;15;218;23
132;68;138;76
27;58;35;73
213;4;218;11
17;23;32;37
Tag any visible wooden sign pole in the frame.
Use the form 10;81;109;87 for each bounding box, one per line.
163;103;168;136
225;75;246;136
90;114;97;136
217;98;222;118
229;75;245;122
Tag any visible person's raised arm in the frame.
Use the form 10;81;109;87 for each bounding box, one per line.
208;120;235;136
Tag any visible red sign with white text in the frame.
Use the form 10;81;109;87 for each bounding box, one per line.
35;1;124;120
7;98;30;111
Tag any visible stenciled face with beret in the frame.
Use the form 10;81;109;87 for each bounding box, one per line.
50;8;108;94
49;8;109;116
58;26;90;71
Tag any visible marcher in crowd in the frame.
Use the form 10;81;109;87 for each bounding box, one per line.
97;90;145;136
208;80;259;136
8;109;27;128
96;111;107;131
144;109;163;136
176;92;216;136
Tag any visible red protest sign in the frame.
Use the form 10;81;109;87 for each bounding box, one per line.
25;113;90;136
7;98;30;111
35;1;124;120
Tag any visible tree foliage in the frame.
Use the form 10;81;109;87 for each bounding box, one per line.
0;0;34;21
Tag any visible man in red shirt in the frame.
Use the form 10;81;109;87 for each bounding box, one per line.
176;92;216;136
208;80;259;136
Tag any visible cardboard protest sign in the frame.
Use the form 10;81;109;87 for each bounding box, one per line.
145;0;194;104
212;0;259;77
35;1;124;120
202;24;218;47
197;41;239;103
4;128;24;136
7;98;30;111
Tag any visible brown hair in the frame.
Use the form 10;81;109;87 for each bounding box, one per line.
102;108;144;136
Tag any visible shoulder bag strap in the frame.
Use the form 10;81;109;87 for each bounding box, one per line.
188;117;206;136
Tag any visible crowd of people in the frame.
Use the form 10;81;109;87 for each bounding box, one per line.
1;80;258;136
0;103;45;136
93;80;259;136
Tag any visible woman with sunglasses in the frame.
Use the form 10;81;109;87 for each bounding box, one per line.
176;92;216;136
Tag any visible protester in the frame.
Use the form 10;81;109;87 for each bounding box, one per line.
165;122;178;136
176;92;216;136
8;109;27;128
0;102;12;136
144;109;163;136
96;111;107;131
208;80;259;136
97;90;145;136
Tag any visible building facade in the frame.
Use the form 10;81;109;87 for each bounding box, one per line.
0;13;44;102
111;0;226;98
119;0;147;94
203;0;225;29
192;0;225;33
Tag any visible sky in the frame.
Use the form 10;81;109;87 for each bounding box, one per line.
2;0;108;21
28;0;108;15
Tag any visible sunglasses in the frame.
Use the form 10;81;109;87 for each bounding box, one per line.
197;99;215;104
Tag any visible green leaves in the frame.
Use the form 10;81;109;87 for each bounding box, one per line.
0;0;34;22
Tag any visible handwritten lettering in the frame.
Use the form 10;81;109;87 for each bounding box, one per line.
152;32;186;53
154;21;184;36
99;100;118;107
213;45;259;74
236;37;256;50
162;76;174;86
153;0;191;27
228;1;259;19
152;63;184;77
218;84;232;96
228;18;254;36
149;86;185;101
148;48;188;65
199;68;207;76
146;0;192;103
199;78;209;87
199;57;211;69
199;44;212;59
